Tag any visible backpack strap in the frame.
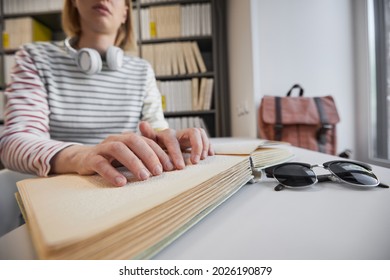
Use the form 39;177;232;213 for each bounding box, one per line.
274;96;283;141
314;97;332;153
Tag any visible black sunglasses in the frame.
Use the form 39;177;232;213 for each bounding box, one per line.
264;160;389;191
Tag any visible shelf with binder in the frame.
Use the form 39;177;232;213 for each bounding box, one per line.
3;11;62;34
0;4;63;81
0;0;4;121
140;35;212;45
139;0;211;8
156;71;213;80
1;0;63;16
134;0;229;137
0;1;64;122
2;13;65;51
137;2;212;41
140;36;214;75
164;109;216;117
165;114;214;137
0;49;18;55
143;40;213;75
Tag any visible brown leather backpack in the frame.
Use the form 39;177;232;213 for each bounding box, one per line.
258;84;340;155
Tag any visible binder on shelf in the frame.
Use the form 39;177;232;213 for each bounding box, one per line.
141;8;151;40
171;44;179;76
191;42;207;73
182;42;196;74
148;6;157;39
176;43;187;75
0;91;5;121
3;55;15;85
149;5;181;39
0;56;3;86
202;78;214;110
197;78;208;111
191;78;199;111
141;44;154;70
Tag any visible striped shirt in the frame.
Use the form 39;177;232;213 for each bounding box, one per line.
0;41;168;176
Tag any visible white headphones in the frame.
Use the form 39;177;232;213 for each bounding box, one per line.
64;37;124;75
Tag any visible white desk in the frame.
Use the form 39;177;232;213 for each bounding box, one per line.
1;147;389;260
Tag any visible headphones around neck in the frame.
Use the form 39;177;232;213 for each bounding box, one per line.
64;37;124;75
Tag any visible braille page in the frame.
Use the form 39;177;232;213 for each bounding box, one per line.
17;155;247;248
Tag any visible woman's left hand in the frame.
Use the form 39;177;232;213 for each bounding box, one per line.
139;121;214;170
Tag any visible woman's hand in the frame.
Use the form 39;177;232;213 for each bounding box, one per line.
51;132;173;187
139;121;214;169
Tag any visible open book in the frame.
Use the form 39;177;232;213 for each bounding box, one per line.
16;138;293;259
212;137;293;169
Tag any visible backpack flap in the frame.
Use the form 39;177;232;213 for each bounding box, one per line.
260;95;340;126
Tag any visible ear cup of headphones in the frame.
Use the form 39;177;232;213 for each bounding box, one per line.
77;48;102;75
106;46;124;71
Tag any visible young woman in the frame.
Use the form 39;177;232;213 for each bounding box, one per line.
0;0;213;187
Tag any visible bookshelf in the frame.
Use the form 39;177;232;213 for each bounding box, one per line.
135;0;230;137
0;0;230;136
0;0;4;124
0;0;64;125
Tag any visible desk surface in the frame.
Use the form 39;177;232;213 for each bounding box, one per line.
1;147;389;260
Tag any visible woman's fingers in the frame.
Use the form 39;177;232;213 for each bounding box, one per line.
78;123;215;186
89;154;127;187
138;121;156;140
185;128;203;164
138;122;175;171
142;137;175;171
121;135;163;177
151;127;215;168
101;134;164;179
174;128;212;164
156;128;186;169
198;128;213;159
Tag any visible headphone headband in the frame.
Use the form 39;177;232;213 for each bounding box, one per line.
64;37;80;57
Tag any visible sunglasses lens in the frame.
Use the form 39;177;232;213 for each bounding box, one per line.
328;162;379;186
273;164;316;187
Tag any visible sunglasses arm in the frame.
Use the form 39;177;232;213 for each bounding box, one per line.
317;175;389;188
378;182;389;188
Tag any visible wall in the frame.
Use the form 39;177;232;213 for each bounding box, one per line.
226;0;257;137
227;0;356;155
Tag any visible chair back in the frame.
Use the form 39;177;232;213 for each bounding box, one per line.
0;169;35;237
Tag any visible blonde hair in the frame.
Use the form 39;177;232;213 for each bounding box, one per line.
62;0;136;51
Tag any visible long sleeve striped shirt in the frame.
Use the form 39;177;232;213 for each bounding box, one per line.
0;41;168;176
